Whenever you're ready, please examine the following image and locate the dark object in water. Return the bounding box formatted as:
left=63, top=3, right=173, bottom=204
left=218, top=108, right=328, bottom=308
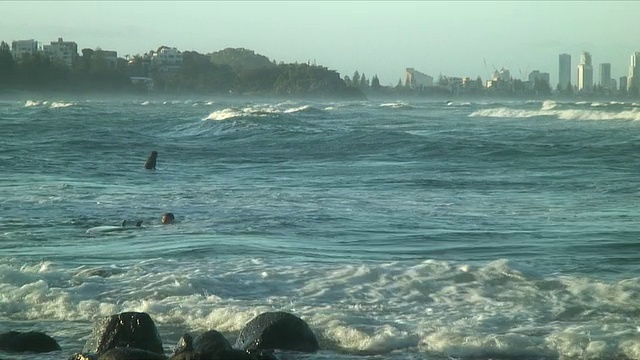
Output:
left=193, top=330, right=232, bottom=357
left=162, top=212, right=175, bottom=225
left=96, top=347, right=166, bottom=360
left=0, top=330, right=61, bottom=353
left=144, top=151, right=158, bottom=170
left=82, top=312, right=164, bottom=356
left=235, top=311, right=319, bottom=353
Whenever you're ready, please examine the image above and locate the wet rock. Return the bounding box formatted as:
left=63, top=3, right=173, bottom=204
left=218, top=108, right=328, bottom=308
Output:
left=245, top=349, right=278, bottom=360
left=169, top=333, right=197, bottom=360
left=68, top=353, right=97, bottom=360
left=82, top=312, right=164, bottom=356
left=97, top=347, right=166, bottom=360
left=212, top=349, right=256, bottom=359
left=193, top=330, right=232, bottom=357
left=0, top=330, right=61, bottom=353
left=235, top=311, right=318, bottom=353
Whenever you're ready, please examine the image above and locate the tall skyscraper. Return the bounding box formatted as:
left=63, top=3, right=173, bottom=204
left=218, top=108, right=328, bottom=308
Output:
left=628, top=52, right=640, bottom=93
left=577, top=51, right=593, bottom=92
left=558, top=53, right=571, bottom=90
left=620, top=76, right=628, bottom=92
left=599, top=63, right=611, bottom=89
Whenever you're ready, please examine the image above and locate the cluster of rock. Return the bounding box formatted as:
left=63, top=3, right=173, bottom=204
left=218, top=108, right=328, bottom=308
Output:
left=0, top=311, right=319, bottom=360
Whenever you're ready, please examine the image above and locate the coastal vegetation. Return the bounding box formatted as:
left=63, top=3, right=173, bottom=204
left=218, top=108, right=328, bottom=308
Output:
left=0, top=42, right=364, bottom=99
left=0, top=40, right=632, bottom=100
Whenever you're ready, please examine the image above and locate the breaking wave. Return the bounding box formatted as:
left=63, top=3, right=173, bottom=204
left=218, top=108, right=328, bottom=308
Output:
left=204, top=104, right=321, bottom=121
left=23, top=100, right=75, bottom=109
left=470, top=100, right=640, bottom=121
left=2, top=257, right=640, bottom=358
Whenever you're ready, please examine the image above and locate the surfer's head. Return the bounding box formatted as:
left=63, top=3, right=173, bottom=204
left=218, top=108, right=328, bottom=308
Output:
left=161, top=212, right=175, bottom=225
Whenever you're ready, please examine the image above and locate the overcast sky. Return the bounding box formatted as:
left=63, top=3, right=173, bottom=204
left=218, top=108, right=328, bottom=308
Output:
left=1, top=1, right=638, bottom=86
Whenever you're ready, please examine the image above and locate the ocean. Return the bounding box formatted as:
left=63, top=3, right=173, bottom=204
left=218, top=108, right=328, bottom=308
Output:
left=1, top=96, right=640, bottom=360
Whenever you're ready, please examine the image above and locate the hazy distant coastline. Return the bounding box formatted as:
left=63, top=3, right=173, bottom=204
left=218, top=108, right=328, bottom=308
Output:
left=1, top=43, right=638, bottom=102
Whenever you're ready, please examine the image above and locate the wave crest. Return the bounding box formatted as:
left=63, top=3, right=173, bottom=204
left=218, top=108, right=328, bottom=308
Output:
left=204, top=104, right=321, bottom=121
left=470, top=103, right=640, bottom=121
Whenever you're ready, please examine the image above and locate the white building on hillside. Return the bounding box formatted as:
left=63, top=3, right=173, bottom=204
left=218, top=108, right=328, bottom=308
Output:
left=152, top=47, right=183, bottom=72
left=43, top=38, right=78, bottom=67
left=11, top=39, right=40, bottom=60
left=404, top=68, right=433, bottom=89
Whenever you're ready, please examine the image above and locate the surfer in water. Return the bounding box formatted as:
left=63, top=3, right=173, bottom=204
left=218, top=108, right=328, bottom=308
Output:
left=161, top=212, right=175, bottom=225
left=144, top=150, right=158, bottom=170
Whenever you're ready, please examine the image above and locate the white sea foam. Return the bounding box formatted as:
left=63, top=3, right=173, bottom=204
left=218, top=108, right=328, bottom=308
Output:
left=470, top=104, right=640, bottom=121
left=23, top=100, right=74, bottom=108
left=50, top=102, right=74, bottom=109
left=203, top=104, right=316, bottom=121
left=1, top=257, right=640, bottom=358
left=283, top=104, right=315, bottom=113
left=379, top=102, right=413, bottom=110
left=541, top=100, right=557, bottom=110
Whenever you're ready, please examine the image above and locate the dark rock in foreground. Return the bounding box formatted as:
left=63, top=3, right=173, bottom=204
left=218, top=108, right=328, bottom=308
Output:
left=0, top=330, right=61, bottom=353
left=235, top=311, right=318, bottom=353
left=81, top=312, right=164, bottom=356
left=69, top=310, right=316, bottom=360
left=193, top=330, right=233, bottom=356
left=169, top=331, right=278, bottom=360
left=97, top=347, right=167, bottom=360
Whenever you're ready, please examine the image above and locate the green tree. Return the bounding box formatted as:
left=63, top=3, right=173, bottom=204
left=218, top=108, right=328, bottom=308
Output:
left=209, top=48, right=274, bottom=73
left=565, top=82, right=573, bottom=95
left=475, top=76, right=483, bottom=89
left=371, top=74, right=381, bottom=90
left=0, top=41, right=15, bottom=87
left=352, top=71, right=360, bottom=87
left=360, top=73, right=369, bottom=88
left=533, top=79, right=551, bottom=95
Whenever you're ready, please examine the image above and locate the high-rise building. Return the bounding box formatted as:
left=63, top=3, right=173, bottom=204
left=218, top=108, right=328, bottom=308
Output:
left=558, top=53, right=571, bottom=90
left=599, top=63, right=611, bottom=89
left=620, top=76, right=628, bottom=92
left=577, top=51, right=593, bottom=92
left=628, top=52, right=640, bottom=93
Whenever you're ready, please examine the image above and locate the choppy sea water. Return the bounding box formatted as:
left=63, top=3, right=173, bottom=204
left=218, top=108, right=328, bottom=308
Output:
left=2, top=96, right=640, bottom=360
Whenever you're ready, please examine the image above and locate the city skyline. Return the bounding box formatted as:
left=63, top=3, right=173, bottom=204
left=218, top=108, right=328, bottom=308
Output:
left=1, top=1, right=639, bottom=87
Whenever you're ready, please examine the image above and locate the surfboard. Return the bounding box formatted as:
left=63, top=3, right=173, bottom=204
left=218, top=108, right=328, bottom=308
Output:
left=86, top=225, right=129, bottom=234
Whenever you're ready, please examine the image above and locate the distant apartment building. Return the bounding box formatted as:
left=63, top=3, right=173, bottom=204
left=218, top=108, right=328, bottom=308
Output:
left=599, top=63, right=611, bottom=89
left=152, top=46, right=183, bottom=72
left=527, top=70, right=550, bottom=91
left=558, top=53, right=571, bottom=90
left=404, top=68, right=433, bottom=89
left=94, top=50, right=118, bottom=70
left=619, top=76, right=628, bottom=92
left=528, top=70, right=550, bottom=83
left=43, top=37, right=78, bottom=68
left=489, top=68, right=511, bottom=82
left=577, top=51, right=593, bottom=92
left=11, top=39, right=40, bottom=61
left=628, top=52, right=640, bottom=93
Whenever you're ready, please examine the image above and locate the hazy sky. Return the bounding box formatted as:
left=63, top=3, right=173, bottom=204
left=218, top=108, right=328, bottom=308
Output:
left=1, top=1, right=638, bottom=86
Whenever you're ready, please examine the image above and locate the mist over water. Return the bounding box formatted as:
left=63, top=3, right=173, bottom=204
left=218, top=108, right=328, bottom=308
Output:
left=2, top=96, right=640, bottom=360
